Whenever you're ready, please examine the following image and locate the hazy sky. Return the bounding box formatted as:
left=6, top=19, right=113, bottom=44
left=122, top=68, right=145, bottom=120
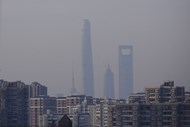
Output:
left=0, top=0, right=190, bottom=98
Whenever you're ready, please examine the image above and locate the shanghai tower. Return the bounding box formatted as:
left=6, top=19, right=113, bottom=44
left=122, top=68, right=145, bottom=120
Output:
left=82, top=19, right=94, bottom=96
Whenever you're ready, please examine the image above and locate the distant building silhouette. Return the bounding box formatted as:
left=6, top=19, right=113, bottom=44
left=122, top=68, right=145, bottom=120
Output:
left=104, top=64, right=115, bottom=99
left=30, top=82, right=47, bottom=97
left=0, top=80, right=29, bottom=127
left=119, top=45, right=133, bottom=99
left=70, top=66, right=78, bottom=95
left=82, top=19, right=94, bottom=96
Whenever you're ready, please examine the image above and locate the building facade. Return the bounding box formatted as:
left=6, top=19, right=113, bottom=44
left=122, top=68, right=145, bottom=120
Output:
left=0, top=80, right=29, bottom=127
left=29, top=96, right=56, bottom=127
left=57, top=95, right=93, bottom=115
left=145, top=81, right=185, bottom=103
left=128, top=92, right=146, bottom=103
left=30, top=82, right=47, bottom=98
left=113, top=102, right=190, bottom=127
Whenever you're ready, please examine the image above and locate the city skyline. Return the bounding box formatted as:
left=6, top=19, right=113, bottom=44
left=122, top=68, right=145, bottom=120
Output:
left=0, top=1, right=190, bottom=126
left=0, top=1, right=190, bottom=98
left=0, top=79, right=189, bottom=126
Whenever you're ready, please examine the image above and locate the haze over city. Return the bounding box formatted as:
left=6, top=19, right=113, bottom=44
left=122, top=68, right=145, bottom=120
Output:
left=0, top=0, right=190, bottom=98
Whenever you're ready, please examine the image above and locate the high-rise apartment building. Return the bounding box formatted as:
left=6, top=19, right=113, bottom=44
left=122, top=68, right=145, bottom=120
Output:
left=30, top=82, right=47, bottom=97
left=29, top=96, right=56, bottom=127
left=57, top=95, right=93, bottom=115
left=89, top=103, right=103, bottom=127
left=128, top=92, right=146, bottom=103
left=104, top=64, right=115, bottom=99
left=145, top=81, right=185, bottom=103
left=119, top=45, right=133, bottom=99
left=0, top=80, right=29, bottom=127
left=82, top=19, right=94, bottom=97
left=113, top=102, right=190, bottom=127
left=54, top=82, right=189, bottom=127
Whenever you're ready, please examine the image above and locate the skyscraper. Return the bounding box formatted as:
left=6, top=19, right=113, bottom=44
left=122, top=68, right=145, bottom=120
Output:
left=0, top=80, right=29, bottom=127
left=104, top=64, right=115, bottom=99
left=119, top=45, right=133, bottom=99
left=82, top=19, right=94, bottom=96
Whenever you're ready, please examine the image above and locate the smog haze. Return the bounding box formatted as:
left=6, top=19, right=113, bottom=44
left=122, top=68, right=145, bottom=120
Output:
left=0, top=0, right=190, bottom=98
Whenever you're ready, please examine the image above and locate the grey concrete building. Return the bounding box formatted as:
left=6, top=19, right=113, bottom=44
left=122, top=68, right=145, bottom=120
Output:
left=128, top=92, right=146, bottom=103
left=113, top=102, right=190, bottom=127
left=145, top=81, right=185, bottom=103
left=56, top=95, right=93, bottom=115
left=30, top=82, right=48, bottom=98
left=29, top=96, right=56, bottom=127
left=0, top=80, right=29, bottom=127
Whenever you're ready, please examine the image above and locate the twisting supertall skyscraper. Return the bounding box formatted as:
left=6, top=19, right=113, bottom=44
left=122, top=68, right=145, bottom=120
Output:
left=82, top=19, right=94, bottom=96
left=119, top=45, right=133, bottom=99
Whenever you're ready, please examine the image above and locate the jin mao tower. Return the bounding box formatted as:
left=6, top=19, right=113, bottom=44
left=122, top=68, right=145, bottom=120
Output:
left=104, top=64, right=115, bottom=99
